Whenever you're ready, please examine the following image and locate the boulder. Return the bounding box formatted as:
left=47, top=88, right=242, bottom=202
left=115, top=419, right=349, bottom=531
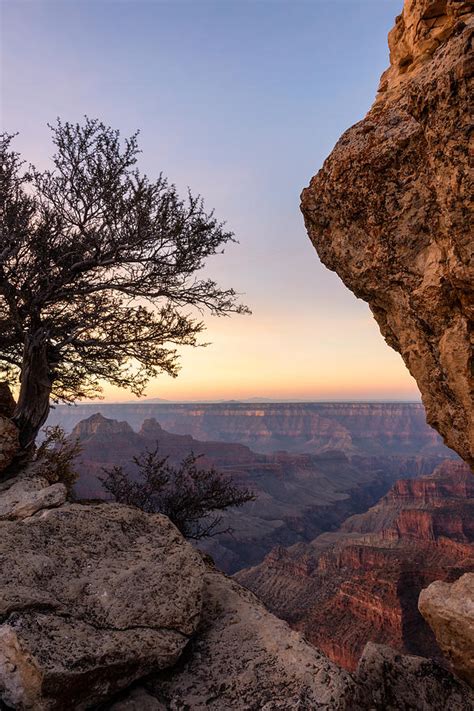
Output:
left=0, top=473, right=66, bottom=521
left=0, top=504, right=205, bottom=710
left=419, top=573, right=474, bottom=686
left=354, top=642, right=474, bottom=710
left=137, top=567, right=356, bottom=710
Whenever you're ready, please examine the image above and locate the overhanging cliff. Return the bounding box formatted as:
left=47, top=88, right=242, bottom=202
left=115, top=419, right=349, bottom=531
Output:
left=301, top=0, right=473, bottom=465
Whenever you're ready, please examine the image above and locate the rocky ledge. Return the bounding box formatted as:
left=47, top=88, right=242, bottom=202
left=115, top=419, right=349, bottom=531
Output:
left=0, top=473, right=473, bottom=710
left=0, top=473, right=358, bottom=710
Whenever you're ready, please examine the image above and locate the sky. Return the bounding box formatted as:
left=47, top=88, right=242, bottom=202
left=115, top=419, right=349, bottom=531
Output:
left=1, top=0, right=419, bottom=403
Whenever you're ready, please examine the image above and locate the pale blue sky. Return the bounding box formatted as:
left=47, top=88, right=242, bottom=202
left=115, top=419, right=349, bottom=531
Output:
left=1, top=0, right=417, bottom=401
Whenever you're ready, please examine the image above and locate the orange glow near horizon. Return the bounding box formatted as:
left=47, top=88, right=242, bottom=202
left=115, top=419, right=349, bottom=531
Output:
left=90, top=305, right=421, bottom=403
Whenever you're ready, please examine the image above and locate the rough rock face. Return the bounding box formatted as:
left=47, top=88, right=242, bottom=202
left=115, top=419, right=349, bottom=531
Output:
left=0, top=468, right=67, bottom=521
left=301, top=1, right=474, bottom=464
left=419, top=573, right=474, bottom=686
left=0, top=484, right=205, bottom=710
left=139, top=569, right=355, bottom=710
left=354, top=642, right=474, bottom=710
left=236, top=460, right=474, bottom=671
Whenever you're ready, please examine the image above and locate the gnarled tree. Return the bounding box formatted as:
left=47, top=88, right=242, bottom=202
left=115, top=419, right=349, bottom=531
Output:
left=0, top=119, right=248, bottom=453
left=102, top=447, right=256, bottom=540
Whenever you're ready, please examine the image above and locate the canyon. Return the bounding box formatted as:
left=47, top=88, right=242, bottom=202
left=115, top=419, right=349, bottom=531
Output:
left=236, top=459, right=474, bottom=671
left=0, top=0, right=473, bottom=708
left=70, top=412, right=451, bottom=573
left=49, top=401, right=451, bottom=455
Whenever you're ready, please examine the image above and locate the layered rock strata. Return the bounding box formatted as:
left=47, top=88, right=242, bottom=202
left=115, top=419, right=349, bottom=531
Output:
left=236, top=460, right=474, bottom=671
left=48, top=402, right=452, bottom=457
left=301, top=1, right=474, bottom=464
left=71, top=413, right=449, bottom=573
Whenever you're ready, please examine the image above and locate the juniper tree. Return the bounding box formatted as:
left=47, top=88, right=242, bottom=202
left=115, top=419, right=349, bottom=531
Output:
left=0, top=119, right=248, bottom=452
left=102, top=447, right=256, bottom=539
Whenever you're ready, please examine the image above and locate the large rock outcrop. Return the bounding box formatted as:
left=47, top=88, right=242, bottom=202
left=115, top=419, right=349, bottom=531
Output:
left=301, top=1, right=474, bottom=464
left=419, top=573, right=474, bottom=686
left=0, top=481, right=205, bottom=710
left=0, top=475, right=356, bottom=710
left=143, top=568, right=355, bottom=710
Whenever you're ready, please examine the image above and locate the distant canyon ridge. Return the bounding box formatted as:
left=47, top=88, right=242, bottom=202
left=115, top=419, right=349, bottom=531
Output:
left=61, top=402, right=456, bottom=574
left=49, top=401, right=451, bottom=456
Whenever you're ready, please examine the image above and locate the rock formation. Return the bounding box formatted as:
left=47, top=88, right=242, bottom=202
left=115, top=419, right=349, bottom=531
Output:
left=236, top=460, right=474, bottom=671
left=0, top=473, right=356, bottom=710
left=71, top=413, right=449, bottom=573
left=48, top=402, right=452, bottom=457
left=419, top=573, right=474, bottom=687
left=298, top=0, right=474, bottom=692
left=301, top=1, right=474, bottom=464
left=0, top=473, right=205, bottom=710
left=353, top=642, right=474, bottom=711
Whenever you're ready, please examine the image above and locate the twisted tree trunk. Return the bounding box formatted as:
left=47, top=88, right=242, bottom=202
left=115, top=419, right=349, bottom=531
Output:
left=13, top=330, right=53, bottom=451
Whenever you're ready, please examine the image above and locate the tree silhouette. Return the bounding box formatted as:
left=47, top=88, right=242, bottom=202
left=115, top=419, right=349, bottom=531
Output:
left=0, top=119, right=248, bottom=452
left=102, top=446, right=256, bottom=540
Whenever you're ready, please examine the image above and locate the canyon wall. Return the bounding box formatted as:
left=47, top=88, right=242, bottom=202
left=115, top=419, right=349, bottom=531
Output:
left=71, top=413, right=447, bottom=573
left=301, top=1, right=473, bottom=464
left=49, top=401, right=453, bottom=457
left=236, top=460, right=474, bottom=671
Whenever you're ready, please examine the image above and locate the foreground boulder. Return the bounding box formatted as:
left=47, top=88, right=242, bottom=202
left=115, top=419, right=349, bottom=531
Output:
left=419, top=573, right=474, bottom=687
left=0, top=471, right=66, bottom=521
left=0, top=501, right=205, bottom=710
left=143, top=568, right=355, bottom=709
left=108, top=584, right=474, bottom=711
left=301, top=1, right=474, bottom=465
left=354, top=642, right=474, bottom=710
left=0, top=476, right=356, bottom=710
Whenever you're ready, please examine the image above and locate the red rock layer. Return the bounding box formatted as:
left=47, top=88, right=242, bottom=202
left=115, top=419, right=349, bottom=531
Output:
left=236, top=460, right=474, bottom=671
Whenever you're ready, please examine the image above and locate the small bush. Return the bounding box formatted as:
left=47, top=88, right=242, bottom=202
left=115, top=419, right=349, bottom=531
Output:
left=102, top=446, right=256, bottom=539
left=36, top=426, right=81, bottom=496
